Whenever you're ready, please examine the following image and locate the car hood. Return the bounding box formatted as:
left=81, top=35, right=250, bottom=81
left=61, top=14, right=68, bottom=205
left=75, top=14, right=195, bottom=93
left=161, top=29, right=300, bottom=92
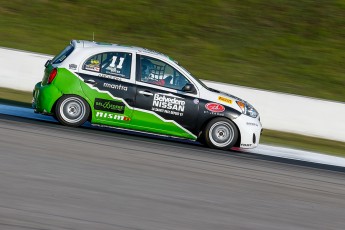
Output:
left=206, top=87, right=247, bottom=103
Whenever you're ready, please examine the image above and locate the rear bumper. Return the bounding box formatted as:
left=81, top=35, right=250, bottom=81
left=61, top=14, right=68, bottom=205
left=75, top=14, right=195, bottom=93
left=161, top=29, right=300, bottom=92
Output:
left=32, top=81, right=62, bottom=114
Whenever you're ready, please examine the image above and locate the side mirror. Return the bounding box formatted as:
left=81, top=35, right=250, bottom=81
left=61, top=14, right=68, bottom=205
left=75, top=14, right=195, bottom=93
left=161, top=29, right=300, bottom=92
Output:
left=182, top=83, right=196, bottom=93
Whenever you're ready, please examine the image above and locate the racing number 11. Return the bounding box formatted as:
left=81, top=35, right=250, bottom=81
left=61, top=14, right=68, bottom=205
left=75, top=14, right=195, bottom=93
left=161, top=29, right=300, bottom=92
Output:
left=109, top=56, right=125, bottom=69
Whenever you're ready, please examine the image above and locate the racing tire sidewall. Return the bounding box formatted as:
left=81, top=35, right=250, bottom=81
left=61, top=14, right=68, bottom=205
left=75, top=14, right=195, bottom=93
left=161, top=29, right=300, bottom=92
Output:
left=55, top=95, right=90, bottom=127
left=204, top=117, right=238, bottom=150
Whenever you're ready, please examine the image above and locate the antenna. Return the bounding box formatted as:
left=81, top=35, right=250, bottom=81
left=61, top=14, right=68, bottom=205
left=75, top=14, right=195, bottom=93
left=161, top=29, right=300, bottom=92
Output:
left=93, top=32, right=95, bottom=42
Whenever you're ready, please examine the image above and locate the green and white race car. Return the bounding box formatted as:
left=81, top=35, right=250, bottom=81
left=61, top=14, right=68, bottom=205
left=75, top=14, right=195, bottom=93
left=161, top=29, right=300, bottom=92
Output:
left=33, top=40, right=262, bottom=150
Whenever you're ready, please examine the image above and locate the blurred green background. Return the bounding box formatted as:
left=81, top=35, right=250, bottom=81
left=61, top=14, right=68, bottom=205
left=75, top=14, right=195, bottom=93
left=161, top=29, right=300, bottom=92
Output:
left=0, top=0, right=344, bottom=101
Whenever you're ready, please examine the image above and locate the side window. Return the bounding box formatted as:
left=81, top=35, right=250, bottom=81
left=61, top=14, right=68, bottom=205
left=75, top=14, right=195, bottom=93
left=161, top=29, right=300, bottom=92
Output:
left=83, top=52, right=132, bottom=79
left=101, top=52, right=132, bottom=79
left=140, top=56, right=189, bottom=91
left=83, top=54, right=102, bottom=73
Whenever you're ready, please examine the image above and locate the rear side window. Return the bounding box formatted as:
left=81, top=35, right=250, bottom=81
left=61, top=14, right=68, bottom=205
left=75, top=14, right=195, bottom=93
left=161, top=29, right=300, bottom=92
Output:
left=83, top=52, right=132, bottom=79
left=51, top=45, right=75, bottom=64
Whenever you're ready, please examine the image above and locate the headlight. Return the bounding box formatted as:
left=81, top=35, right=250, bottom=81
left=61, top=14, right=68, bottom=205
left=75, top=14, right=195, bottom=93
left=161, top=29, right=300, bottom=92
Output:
left=236, top=101, right=258, bottom=118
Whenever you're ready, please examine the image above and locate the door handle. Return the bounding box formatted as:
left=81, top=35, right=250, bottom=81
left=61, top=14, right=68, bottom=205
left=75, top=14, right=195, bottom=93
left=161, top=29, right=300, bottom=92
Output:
left=84, top=79, right=96, bottom=85
left=139, top=90, right=153, bottom=96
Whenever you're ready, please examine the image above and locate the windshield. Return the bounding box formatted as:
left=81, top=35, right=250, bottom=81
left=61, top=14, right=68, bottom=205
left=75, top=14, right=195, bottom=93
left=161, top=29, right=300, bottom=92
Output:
left=178, top=64, right=211, bottom=90
left=178, top=64, right=218, bottom=92
left=193, top=75, right=215, bottom=91
left=51, top=44, right=74, bottom=64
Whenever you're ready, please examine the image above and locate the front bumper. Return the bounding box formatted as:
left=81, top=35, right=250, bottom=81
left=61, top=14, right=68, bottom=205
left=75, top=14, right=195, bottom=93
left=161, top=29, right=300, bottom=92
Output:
left=232, top=114, right=262, bottom=149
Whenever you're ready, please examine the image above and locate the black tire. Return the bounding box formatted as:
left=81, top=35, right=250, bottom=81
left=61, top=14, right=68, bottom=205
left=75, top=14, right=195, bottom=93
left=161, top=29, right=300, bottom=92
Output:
left=55, top=95, right=90, bottom=127
left=204, top=117, right=238, bottom=150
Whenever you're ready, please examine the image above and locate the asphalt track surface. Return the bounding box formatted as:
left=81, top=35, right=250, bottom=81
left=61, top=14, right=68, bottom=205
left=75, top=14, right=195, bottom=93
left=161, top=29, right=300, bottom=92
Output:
left=1, top=114, right=345, bottom=230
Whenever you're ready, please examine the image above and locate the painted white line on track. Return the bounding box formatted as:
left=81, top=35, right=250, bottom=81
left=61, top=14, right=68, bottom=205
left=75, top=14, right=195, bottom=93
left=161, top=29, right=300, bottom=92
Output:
left=249, top=144, right=345, bottom=168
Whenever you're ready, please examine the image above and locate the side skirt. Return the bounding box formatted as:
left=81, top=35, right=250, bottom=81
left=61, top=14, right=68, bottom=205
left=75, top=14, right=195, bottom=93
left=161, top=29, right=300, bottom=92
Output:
left=91, top=123, right=197, bottom=141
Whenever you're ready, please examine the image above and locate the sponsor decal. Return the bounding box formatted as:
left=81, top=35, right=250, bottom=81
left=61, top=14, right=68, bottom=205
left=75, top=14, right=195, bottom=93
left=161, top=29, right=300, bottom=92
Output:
left=193, top=98, right=199, bottom=105
left=98, top=73, right=122, bottom=81
left=91, top=59, right=100, bottom=65
left=218, top=96, right=232, bottom=104
left=152, top=93, right=185, bottom=116
left=85, top=65, right=100, bottom=72
left=69, top=64, right=77, bottom=70
left=103, top=82, right=128, bottom=91
left=95, top=111, right=130, bottom=121
left=94, top=98, right=125, bottom=114
left=205, top=103, right=225, bottom=113
left=241, top=144, right=252, bottom=147
left=246, top=122, right=259, bottom=127
left=105, top=67, right=123, bottom=75
left=85, top=59, right=100, bottom=72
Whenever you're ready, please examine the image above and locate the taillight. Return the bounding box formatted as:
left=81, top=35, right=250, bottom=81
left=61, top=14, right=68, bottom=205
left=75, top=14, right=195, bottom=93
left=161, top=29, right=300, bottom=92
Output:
left=48, top=68, right=58, bottom=84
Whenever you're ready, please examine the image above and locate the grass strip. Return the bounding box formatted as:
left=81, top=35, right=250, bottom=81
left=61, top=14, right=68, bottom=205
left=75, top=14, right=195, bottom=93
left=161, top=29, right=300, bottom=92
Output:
left=0, top=87, right=32, bottom=107
left=261, top=130, right=345, bottom=157
left=1, top=87, right=344, bottom=157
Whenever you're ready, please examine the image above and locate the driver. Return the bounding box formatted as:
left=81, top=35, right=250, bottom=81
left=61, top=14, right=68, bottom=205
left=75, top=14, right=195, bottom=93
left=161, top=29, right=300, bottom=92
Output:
left=141, top=58, right=154, bottom=82
left=141, top=58, right=165, bottom=86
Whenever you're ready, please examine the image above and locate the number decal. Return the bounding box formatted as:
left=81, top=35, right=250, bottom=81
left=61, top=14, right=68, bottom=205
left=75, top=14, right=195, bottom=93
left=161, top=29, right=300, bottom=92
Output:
left=117, top=57, right=124, bottom=69
left=109, top=56, right=118, bottom=68
left=109, top=56, right=124, bottom=69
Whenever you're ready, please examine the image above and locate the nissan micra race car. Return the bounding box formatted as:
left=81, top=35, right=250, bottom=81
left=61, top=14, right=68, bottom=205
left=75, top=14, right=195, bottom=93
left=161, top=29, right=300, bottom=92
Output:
left=33, top=40, right=262, bottom=150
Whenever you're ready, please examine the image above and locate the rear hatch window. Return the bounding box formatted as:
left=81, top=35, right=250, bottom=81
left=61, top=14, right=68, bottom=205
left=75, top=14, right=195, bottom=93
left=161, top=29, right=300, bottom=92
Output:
left=42, top=44, right=75, bottom=85
left=51, top=44, right=75, bottom=65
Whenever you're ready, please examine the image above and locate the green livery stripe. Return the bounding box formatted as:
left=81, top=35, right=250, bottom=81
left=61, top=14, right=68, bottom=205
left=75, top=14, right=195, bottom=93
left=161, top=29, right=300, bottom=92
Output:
left=57, top=68, right=197, bottom=140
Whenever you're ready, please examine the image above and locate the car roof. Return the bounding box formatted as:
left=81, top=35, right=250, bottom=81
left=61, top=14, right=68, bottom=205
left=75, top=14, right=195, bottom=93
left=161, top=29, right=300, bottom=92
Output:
left=71, top=40, right=175, bottom=63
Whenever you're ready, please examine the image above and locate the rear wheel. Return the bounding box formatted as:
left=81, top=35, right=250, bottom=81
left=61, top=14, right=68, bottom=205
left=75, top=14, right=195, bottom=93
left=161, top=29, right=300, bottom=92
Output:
left=55, top=95, right=90, bottom=127
left=204, top=117, right=238, bottom=150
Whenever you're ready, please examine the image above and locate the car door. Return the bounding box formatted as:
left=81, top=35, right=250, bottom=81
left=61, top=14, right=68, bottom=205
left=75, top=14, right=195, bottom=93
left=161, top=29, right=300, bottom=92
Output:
left=131, top=55, right=200, bottom=136
left=77, top=51, right=136, bottom=126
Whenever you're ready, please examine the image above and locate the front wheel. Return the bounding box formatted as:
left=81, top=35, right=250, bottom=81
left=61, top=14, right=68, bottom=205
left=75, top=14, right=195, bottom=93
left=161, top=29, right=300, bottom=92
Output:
left=55, top=95, right=90, bottom=127
left=204, top=118, right=238, bottom=150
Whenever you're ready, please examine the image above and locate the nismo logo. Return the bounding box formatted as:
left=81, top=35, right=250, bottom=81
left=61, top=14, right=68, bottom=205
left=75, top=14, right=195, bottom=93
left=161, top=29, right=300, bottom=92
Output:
left=94, top=98, right=125, bottom=114
left=95, top=112, right=131, bottom=121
